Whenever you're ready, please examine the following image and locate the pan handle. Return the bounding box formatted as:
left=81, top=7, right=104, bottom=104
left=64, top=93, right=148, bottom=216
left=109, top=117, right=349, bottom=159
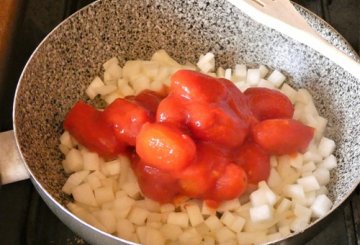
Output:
left=0, top=130, right=30, bottom=185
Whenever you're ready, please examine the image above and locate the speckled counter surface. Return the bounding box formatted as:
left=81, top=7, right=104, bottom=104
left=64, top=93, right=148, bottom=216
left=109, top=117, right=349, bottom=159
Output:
left=0, top=0, right=356, bottom=244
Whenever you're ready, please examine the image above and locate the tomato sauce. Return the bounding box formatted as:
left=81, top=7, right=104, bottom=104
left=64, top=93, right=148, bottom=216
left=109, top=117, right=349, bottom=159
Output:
left=64, top=70, right=314, bottom=204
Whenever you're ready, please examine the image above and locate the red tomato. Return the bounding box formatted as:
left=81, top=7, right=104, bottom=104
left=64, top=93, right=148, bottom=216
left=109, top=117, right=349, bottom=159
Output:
left=102, top=98, right=151, bottom=146
left=156, top=95, right=188, bottom=128
left=136, top=123, right=196, bottom=171
left=235, top=141, right=270, bottom=184
left=252, top=119, right=314, bottom=155
left=127, top=90, right=165, bottom=116
left=206, top=163, right=248, bottom=201
left=244, top=87, right=294, bottom=121
left=186, top=102, right=249, bottom=148
left=170, top=70, right=227, bottom=102
left=177, top=143, right=226, bottom=198
left=64, top=101, right=125, bottom=158
left=220, top=78, right=256, bottom=125
left=132, top=160, right=180, bottom=203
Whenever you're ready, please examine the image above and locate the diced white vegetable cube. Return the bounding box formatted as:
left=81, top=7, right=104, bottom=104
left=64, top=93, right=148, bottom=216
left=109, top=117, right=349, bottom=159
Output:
left=217, top=67, right=225, bottom=78
left=119, top=83, right=134, bottom=97
left=311, top=194, right=332, bottom=218
left=246, top=68, right=261, bottom=85
left=85, top=172, right=102, bottom=190
left=237, top=231, right=267, bottom=244
left=179, top=228, right=202, bottom=245
left=122, top=60, right=142, bottom=81
left=104, top=159, right=121, bottom=176
left=275, top=198, right=291, bottom=215
left=250, top=204, right=273, bottom=222
left=215, top=227, right=236, bottom=243
left=221, top=211, right=235, bottom=228
left=144, top=227, right=165, bottom=245
left=86, top=76, right=105, bottom=99
left=234, top=64, right=247, bottom=81
left=131, top=75, right=151, bottom=94
left=117, top=218, right=135, bottom=241
left=280, top=84, right=297, bottom=105
left=62, top=170, right=90, bottom=195
left=283, top=184, right=305, bottom=200
left=95, top=84, right=117, bottom=96
left=103, top=57, right=119, bottom=70
left=82, top=150, right=100, bottom=171
left=202, top=202, right=216, bottom=216
left=60, top=131, right=73, bottom=148
left=224, top=68, right=232, bottom=80
left=151, top=49, right=181, bottom=67
left=72, top=183, right=98, bottom=207
left=297, top=175, right=320, bottom=192
left=313, top=168, right=330, bottom=185
left=136, top=226, right=148, bottom=244
left=63, top=148, right=83, bottom=174
left=258, top=181, right=278, bottom=205
left=160, top=224, right=183, bottom=241
left=258, top=78, right=275, bottom=89
left=293, top=203, right=312, bottom=221
left=104, top=63, right=122, bottom=82
left=267, top=70, right=286, bottom=87
left=113, top=196, right=135, bottom=219
left=267, top=168, right=282, bottom=191
left=128, top=207, right=149, bottom=225
left=289, top=154, right=303, bottom=169
left=167, top=212, right=189, bottom=228
left=94, top=186, right=115, bottom=205
left=301, top=161, right=316, bottom=173
left=204, top=236, right=216, bottom=245
left=258, top=65, right=269, bottom=78
left=290, top=217, right=310, bottom=232
left=250, top=189, right=268, bottom=206
left=185, top=203, right=204, bottom=227
left=296, top=88, right=313, bottom=104
left=160, top=203, right=175, bottom=213
left=314, top=116, right=328, bottom=141
left=318, top=137, right=336, bottom=157
left=305, top=191, right=316, bottom=206
left=197, top=53, right=215, bottom=73
left=98, top=209, right=117, bottom=234
left=279, top=225, right=291, bottom=236
left=142, top=61, right=159, bottom=80
left=122, top=182, right=141, bottom=198
left=320, top=154, right=337, bottom=170
left=205, top=216, right=223, bottom=231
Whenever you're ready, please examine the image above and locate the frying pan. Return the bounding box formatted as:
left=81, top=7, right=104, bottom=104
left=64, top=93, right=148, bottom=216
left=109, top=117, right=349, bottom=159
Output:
left=3, top=0, right=360, bottom=244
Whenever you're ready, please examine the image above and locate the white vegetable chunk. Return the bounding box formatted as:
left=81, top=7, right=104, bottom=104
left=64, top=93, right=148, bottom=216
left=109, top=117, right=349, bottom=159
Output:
left=128, top=207, right=149, bottom=225
left=104, top=159, right=121, bottom=176
left=320, top=154, right=337, bottom=170
left=197, top=52, right=215, bottom=73
left=167, top=212, right=189, bottom=228
left=94, top=186, right=115, bottom=205
left=151, top=49, right=181, bottom=67
left=313, top=168, right=330, bottom=185
left=185, top=203, right=204, bottom=227
left=117, top=218, right=135, bottom=241
left=144, top=227, right=165, bottom=245
left=72, top=183, right=98, bottom=207
left=297, top=175, right=320, bottom=192
left=267, top=70, right=286, bottom=87
left=224, top=68, right=232, bottom=80
left=62, top=170, right=90, bottom=195
left=205, top=216, right=223, bottom=231
left=86, top=76, right=105, bottom=99
left=318, top=137, right=336, bottom=157
left=311, top=194, right=332, bottom=218
left=249, top=204, right=273, bottom=222
left=104, top=63, right=122, bottom=82
left=98, top=209, right=117, bottom=234
left=258, top=65, right=269, bottom=78
left=283, top=184, right=305, bottom=200
left=179, top=228, right=202, bottom=245
left=103, top=57, right=119, bottom=70
left=246, top=68, right=261, bottom=85
left=160, top=224, right=183, bottom=241
left=63, top=148, right=83, bottom=174
left=280, top=83, right=297, bottom=104
left=217, top=199, right=241, bottom=213
left=60, top=131, right=73, bottom=148
left=234, top=64, right=247, bottom=81
left=82, top=150, right=100, bottom=171
left=215, top=227, right=236, bottom=243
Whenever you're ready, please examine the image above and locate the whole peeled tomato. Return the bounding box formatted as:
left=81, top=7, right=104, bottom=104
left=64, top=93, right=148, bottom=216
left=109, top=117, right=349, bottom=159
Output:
left=244, top=87, right=294, bottom=121
left=136, top=123, right=196, bottom=172
left=252, top=119, right=314, bottom=155
left=235, top=141, right=270, bottom=184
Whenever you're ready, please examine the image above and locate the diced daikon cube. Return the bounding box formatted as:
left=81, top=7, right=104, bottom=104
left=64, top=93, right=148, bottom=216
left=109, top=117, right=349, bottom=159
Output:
left=117, top=218, right=135, bottom=241
left=113, top=195, right=135, bottom=219
left=151, top=49, right=181, bottom=67
left=136, top=226, right=147, bottom=244
left=59, top=144, right=70, bottom=154
left=82, top=150, right=100, bottom=171
left=224, top=68, right=232, bottom=80
left=122, top=60, right=142, bottom=81
left=196, top=53, right=215, bottom=73
left=67, top=203, right=107, bottom=232
left=267, top=168, right=282, bottom=193
left=204, top=236, right=216, bottom=245
left=301, top=161, right=316, bottom=173
left=234, top=64, right=247, bottom=81
left=249, top=204, right=273, bottom=222
left=103, top=57, right=119, bottom=70
left=98, top=209, right=117, bottom=234
left=293, top=203, right=312, bottom=221
left=215, top=227, right=236, bottom=243
left=295, top=88, right=313, bottom=104
left=217, top=67, right=225, bottom=78
left=320, top=154, right=337, bottom=170
left=311, top=194, right=332, bottom=218
left=185, top=203, right=204, bottom=227
left=283, top=184, right=305, bottom=200
left=62, top=170, right=90, bottom=194
left=104, top=63, right=122, bottom=82
left=144, top=227, right=165, bottom=245
left=128, top=207, right=149, bottom=225
left=316, top=186, right=329, bottom=195
left=290, top=216, right=309, bottom=232
left=258, top=65, right=269, bottom=78
left=63, top=148, right=83, bottom=174
left=72, top=183, right=98, bottom=207
left=313, top=168, right=330, bottom=185
left=142, top=61, right=159, bottom=80
left=85, top=172, right=101, bottom=190
left=95, top=84, right=117, bottom=96
left=60, top=131, right=73, bottom=148
left=217, top=199, right=241, bottom=213
left=246, top=68, right=261, bottom=85
left=279, top=225, right=291, bottom=236
left=267, top=70, right=286, bottom=87
left=303, top=150, right=323, bottom=163
left=119, top=83, right=134, bottom=97
left=160, top=224, right=183, bottom=241
left=202, top=202, right=216, bottom=216
left=280, top=83, right=297, bottom=104
left=289, top=154, right=303, bottom=169
left=318, top=137, right=336, bottom=157
left=179, top=228, right=202, bottom=245
left=104, top=159, right=121, bottom=176
left=266, top=232, right=282, bottom=243
left=220, top=211, right=235, bottom=228
left=86, top=76, right=105, bottom=99
left=314, top=116, right=328, bottom=141
left=297, top=175, right=320, bottom=192
left=258, top=78, right=275, bottom=89
left=275, top=198, right=292, bottom=215
left=94, top=186, right=115, bottom=205
left=205, top=216, right=223, bottom=231
left=131, top=75, right=151, bottom=94
left=122, top=182, right=141, bottom=198
left=250, top=189, right=268, bottom=206
left=167, top=212, right=189, bottom=228
left=305, top=191, right=316, bottom=206
left=258, top=181, right=278, bottom=205
left=150, top=79, right=164, bottom=91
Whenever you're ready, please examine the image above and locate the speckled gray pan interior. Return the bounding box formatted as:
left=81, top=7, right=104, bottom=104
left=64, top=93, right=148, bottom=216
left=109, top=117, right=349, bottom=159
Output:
left=14, top=0, right=360, bottom=244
